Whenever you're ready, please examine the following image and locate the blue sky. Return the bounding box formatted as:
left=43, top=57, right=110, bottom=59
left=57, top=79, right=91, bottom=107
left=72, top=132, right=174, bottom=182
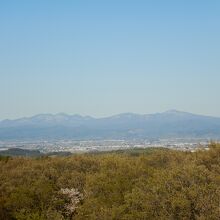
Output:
left=0, top=0, right=220, bottom=119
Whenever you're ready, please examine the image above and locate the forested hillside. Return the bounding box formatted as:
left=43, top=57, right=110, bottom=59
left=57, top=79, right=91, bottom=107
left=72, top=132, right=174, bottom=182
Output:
left=0, top=143, right=220, bottom=220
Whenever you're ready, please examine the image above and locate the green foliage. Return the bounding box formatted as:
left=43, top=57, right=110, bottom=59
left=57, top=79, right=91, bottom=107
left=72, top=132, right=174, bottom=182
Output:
left=0, top=144, right=220, bottom=219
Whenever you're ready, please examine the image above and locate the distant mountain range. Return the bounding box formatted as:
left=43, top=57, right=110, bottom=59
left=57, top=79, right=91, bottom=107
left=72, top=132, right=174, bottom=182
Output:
left=0, top=110, right=220, bottom=140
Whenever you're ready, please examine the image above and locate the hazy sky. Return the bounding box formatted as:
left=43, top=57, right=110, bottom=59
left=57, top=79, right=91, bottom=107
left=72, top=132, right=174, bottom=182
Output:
left=0, top=0, right=220, bottom=120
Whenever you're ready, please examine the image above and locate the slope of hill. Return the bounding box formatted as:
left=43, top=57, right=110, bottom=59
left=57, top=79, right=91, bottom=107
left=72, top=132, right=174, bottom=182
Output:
left=0, top=148, right=72, bottom=157
left=0, top=110, right=220, bottom=140
left=0, top=143, right=220, bottom=219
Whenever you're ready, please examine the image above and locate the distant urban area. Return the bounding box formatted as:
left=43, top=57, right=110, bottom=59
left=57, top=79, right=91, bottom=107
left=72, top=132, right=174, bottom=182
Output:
left=1, top=110, right=220, bottom=156
left=0, top=138, right=213, bottom=155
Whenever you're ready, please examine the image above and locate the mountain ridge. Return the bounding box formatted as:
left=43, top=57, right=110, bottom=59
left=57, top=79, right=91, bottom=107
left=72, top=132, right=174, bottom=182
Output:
left=1, top=109, right=219, bottom=123
left=0, top=110, right=220, bottom=140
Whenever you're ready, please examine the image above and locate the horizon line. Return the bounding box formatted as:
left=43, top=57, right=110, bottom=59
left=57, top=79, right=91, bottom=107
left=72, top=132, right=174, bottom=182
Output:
left=1, top=109, right=219, bottom=122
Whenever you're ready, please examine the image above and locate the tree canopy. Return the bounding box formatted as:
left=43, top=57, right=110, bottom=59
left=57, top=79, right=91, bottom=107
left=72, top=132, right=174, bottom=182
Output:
left=0, top=144, right=220, bottom=219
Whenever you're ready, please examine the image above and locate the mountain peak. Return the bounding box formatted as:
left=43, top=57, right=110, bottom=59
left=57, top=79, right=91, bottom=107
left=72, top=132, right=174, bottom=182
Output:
left=163, top=109, right=189, bottom=115
left=56, top=113, right=69, bottom=117
left=165, top=109, right=180, bottom=113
